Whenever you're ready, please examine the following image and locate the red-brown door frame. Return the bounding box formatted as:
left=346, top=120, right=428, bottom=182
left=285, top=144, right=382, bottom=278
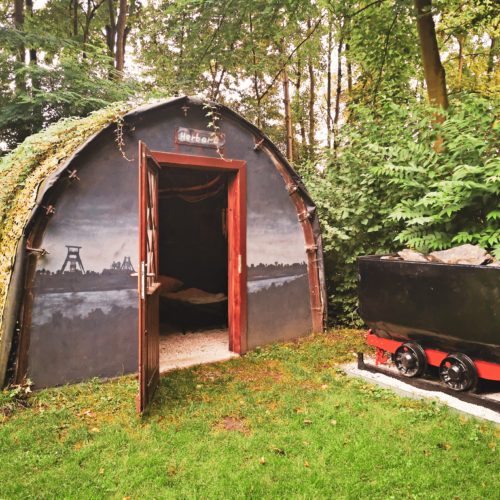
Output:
left=151, top=150, right=247, bottom=354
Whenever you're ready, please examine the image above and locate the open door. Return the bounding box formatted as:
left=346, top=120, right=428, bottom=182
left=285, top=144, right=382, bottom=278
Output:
left=137, top=141, right=162, bottom=413
left=149, top=151, right=247, bottom=355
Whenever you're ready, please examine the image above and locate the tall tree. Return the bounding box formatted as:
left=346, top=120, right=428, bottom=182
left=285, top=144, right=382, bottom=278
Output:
left=486, top=31, right=497, bottom=80
left=1, top=0, right=497, bottom=155
left=326, top=20, right=333, bottom=149
left=333, top=34, right=343, bottom=150
left=307, top=19, right=316, bottom=157
left=282, top=67, right=293, bottom=160
left=25, top=0, right=36, bottom=65
left=13, top=0, right=25, bottom=93
left=414, top=0, right=449, bottom=110
left=115, top=0, right=128, bottom=78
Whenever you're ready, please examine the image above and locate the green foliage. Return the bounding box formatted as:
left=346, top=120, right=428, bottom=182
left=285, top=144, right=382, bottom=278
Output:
left=382, top=95, right=500, bottom=257
left=0, top=29, right=138, bottom=148
left=345, top=0, right=421, bottom=104
left=300, top=97, right=431, bottom=325
left=0, top=0, right=498, bottom=328
left=437, top=0, right=500, bottom=97
left=300, top=93, right=499, bottom=325
left=133, top=0, right=323, bottom=152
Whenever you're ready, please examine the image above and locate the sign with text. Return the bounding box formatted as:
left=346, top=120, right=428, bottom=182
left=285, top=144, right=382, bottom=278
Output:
left=175, top=127, right=225, bottom=149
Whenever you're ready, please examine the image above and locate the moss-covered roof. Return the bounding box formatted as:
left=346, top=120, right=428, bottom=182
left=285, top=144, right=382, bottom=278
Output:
left=0, top=99, right=151, bottom=337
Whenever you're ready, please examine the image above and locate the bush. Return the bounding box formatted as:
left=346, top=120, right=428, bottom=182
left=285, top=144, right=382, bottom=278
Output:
left=386, top=95, right=499, bottom=255
left=300, top=93, right=499, bottom=326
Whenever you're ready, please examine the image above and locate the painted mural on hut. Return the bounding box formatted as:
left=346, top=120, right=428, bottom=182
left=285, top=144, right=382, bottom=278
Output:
left=245, top=207, right=311, bottom=348
left=27, top=137, right=138, bottom=388
left=23, top=99, right=316, bottom=388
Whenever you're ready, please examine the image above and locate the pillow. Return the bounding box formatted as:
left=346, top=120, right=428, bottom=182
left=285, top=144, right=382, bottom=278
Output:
left=158, top=275, right=183, bottom=293
left=162, top=287, right=227, bottom=304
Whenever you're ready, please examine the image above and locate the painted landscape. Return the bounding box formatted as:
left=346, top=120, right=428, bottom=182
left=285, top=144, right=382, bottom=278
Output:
left=247, top=262, right=308, bottom=293
left=28, top=245, right=138, bottom=388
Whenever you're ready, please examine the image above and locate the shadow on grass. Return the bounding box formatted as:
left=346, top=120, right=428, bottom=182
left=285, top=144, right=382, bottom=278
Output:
left=144, top=369, right=202, bottom=418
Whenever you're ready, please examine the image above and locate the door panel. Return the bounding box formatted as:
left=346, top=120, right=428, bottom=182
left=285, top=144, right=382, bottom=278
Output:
left=137, top=141, right=161, bottom=413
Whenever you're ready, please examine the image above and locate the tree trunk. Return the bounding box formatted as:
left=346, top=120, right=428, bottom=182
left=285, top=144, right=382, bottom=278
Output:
left=209, top=59, right=226, bottom=101
left=307, top=60, right=315, bottom=156
left=105, top=0, right=117, bottom=75
left=333, top=36, right=343, bottom=151
left=25, top=0, right=38, bottom=99
left=326, top=22, right=333, bottom=149
left=215, top=68, right=226, bottom=100
left=14, top=0, right=24, bottom=34
left=457, top=35, right=464, bottom=87
left=249, top=14, right=262, bottom=129
left=414, top=0, right=449, bottom=110
left=83, top=0, right=92, bottom=45
left=293, top=57, right=307, bottom=155
left=487, top=36, right=496, bottom=79
left=307, top=19, right=316, bottom=158
left=283, top=67, right=293, bottom=161
left=71, top=0, right=78, bottom=36
left=14, top=0, right=26, bottom=94
left=114, top=0, right=128, bottom=78
left=25, top=0, right=40, bottom=134
left=346, top=42, right=353, bottom=94
left=25, top=0, right=37, bottom=65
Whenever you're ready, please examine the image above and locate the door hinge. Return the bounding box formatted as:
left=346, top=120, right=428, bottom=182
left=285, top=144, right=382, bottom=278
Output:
left=238, top=254, right=242, bottom=274
left=298, top=211, right=311, bottom=222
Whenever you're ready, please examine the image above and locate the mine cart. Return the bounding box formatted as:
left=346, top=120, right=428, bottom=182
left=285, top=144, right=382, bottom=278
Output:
left=358, top=256, right=500, bottom=391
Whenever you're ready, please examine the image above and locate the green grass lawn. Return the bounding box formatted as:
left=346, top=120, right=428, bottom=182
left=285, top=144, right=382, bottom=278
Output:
left=1, top=329, right=499, bottom=499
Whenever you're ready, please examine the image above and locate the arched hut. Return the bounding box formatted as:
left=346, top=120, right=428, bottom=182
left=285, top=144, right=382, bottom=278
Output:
left=0, top=97, right=326, bottom=409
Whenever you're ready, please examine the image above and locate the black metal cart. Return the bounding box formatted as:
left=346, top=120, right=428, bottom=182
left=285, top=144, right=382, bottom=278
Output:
left=358, top=256, right=500, bottom=391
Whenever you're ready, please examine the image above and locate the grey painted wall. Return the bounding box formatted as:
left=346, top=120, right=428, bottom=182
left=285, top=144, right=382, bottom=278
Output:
left=26, top=101, right=312, bottom=388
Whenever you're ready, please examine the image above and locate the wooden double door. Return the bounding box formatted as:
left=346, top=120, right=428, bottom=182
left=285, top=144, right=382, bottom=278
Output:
left=137, top=142, right=247, bottom=413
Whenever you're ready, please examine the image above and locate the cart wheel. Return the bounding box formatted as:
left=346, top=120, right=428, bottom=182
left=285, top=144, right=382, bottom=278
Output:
left=394, top=342, right=427, bottom=377
left=439, top=353, right=478, bottom=392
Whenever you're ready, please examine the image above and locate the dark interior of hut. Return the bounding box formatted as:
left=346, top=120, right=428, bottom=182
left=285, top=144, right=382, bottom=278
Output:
left=157, top=166, right=232, bottom=369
